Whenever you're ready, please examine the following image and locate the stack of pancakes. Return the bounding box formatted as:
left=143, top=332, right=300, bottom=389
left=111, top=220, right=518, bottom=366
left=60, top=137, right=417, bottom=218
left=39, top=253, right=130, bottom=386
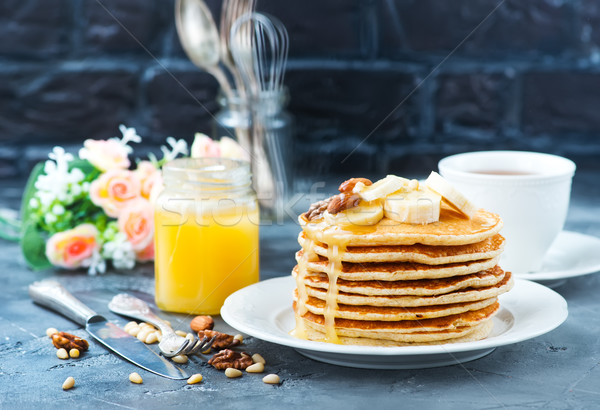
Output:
left=292, top=205, right=513, bottom=346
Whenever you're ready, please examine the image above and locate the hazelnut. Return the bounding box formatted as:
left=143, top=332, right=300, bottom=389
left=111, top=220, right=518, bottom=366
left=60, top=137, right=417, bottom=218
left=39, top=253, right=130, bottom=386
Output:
left=190, top=316, right=214, bottom=332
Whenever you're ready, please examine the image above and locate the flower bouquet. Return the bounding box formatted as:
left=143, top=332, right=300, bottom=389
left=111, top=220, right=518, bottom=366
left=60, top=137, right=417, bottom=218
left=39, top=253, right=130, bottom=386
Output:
left=17, top=126, right=246, bottom=274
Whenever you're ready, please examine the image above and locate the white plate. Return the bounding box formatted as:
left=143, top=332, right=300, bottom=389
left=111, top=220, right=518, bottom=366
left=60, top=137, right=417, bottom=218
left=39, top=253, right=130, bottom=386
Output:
left=221, top=276, right=568, bottom=369
left=513, top=231, right=600, bottom=281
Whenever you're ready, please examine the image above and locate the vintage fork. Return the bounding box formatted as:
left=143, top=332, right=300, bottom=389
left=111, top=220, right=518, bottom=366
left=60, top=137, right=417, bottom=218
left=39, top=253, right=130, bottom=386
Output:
left=108, top=293, right=215, bottom=358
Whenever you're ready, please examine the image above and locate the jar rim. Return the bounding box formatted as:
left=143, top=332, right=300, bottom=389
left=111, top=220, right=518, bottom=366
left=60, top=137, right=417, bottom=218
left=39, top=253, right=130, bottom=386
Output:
left=162, top=157, right=252, bottom=190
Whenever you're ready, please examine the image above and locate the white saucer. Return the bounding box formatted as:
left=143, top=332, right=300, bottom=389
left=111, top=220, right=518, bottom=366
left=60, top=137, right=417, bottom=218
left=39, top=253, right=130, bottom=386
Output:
left=513, top=231, right=600, bottom=281
left=221, top=276, right=568, bottom=369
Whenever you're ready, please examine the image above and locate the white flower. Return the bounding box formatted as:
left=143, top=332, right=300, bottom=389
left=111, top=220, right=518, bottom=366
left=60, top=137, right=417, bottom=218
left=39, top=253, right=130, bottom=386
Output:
left=44, top=213, right=57, bottom=225
left=52, top=204, right=65, bottom=215
left=118, top=124, right=142, bottom=153
left=102, top=233, right=136, bottom=270
left=161, top=137, right=188, bottom=162
left=29, top=198, right=39, bottom=209
left=87, top=250, right=106, bottom=275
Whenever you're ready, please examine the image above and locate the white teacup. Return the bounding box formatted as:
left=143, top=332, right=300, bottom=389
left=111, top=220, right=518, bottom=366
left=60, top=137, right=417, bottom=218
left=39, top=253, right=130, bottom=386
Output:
left=438, top=151, right=576, bottom=273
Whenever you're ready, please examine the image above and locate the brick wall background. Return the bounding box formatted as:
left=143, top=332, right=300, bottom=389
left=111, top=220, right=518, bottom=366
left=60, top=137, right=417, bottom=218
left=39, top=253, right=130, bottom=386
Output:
left=1, top=0, right=600, bottom=182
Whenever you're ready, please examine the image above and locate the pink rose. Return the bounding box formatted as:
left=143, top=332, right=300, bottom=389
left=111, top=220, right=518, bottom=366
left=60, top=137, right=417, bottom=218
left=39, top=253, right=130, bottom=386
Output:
left=79, top=139, right=130, bottom=171
left=134, top=161, right=161, bottom=200
left=191, top=133, right=221, bottom=158
left=218, top=136, right=249, bottom=160
left=90, top=169, right=141, bottom=218
left=118, top=198, right=154, bottom=261
left=45, top=224, right=100, bottom=269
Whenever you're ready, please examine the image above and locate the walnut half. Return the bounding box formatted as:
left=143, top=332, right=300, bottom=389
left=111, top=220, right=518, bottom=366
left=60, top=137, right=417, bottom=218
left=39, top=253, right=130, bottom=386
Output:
left=208, top=349, right=253, bottom=370
left=51, top=332, right=89, bottom=352
left=198, top=329, right=240, bottom=350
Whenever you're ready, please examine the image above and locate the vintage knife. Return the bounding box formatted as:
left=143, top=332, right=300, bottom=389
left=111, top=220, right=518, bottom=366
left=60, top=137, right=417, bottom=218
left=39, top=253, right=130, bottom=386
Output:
left=29, top=280, right=189, bottom=380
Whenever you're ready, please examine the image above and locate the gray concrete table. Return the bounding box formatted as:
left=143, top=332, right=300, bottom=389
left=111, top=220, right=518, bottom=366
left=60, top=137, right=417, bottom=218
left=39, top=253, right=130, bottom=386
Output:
left=1, top=172, right=599, bottom=409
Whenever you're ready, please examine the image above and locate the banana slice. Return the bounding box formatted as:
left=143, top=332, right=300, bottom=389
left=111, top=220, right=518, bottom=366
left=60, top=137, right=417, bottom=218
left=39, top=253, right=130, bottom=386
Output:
left=425, top=171, right=477, bottom=218
left=356, top=175, right=409, bottom=202
left=384, top=187, right=441, bottom=224
left=324, top=200, right=384, bottom=227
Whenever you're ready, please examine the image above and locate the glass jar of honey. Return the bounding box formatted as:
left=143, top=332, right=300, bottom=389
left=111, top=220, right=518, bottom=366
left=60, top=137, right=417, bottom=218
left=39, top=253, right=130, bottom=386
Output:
left=154, top=158, right=259, bottom=315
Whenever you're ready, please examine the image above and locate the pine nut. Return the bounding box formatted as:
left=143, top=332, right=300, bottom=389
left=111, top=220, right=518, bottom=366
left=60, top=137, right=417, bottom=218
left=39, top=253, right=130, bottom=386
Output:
left=129, top=372, right=143, bottom=384
left=56, top=348, right=68, bottom=360
left=262, top=374, right=280, bottom=384
left=124, top=321, right=138, bottom=331
left=62, top=376, right=75, bottom=390
left=46, top=327, right=58, bottom=338
left=252, top=353, right=266, bottom=365
left=201, top=348, right=212, bottom=354
left=172, top=354, right=188, bottom=364
left=140, top=322, right=155, bottom=330
left=136, top=328, right=152, bottom=342
left=145, top=332, right=158, bottom=344
left=163, top=320, right=171, bottom=327
left=225, top=368, right=242, bottom=378
left=127, top=325, right=141, bottom=337
left=69, top=348, right=80, bottom=358
left=175, top=330, right=187, bottom=337
left=187, top=374, right=203, bottom=384
left=185, top=333, right=195, bottom=341
left=246, top=362, right=264, bottom=373
left=233, top=334, right=244, bottom=343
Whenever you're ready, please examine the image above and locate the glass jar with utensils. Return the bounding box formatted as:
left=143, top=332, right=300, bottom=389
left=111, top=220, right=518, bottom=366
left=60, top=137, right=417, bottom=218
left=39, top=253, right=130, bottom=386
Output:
left=213, top=88, right=293, bottom=220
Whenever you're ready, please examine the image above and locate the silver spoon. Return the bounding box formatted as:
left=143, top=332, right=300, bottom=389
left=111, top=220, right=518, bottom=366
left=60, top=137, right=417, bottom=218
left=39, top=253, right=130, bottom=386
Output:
left=175, top=0, right=234, bottom=99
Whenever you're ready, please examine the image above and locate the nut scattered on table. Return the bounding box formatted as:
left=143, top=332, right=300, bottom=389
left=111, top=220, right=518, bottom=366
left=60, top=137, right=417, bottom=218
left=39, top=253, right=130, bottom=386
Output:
left=252, top=353, right=266, bottom=365
left=262, top=374, right=280, bottom=384
left=51, top=332, right=89, bottom=352
left=56, top=348, right=68, bottom=360
left=46, top=328, right=58, bottom=338
left=62, top=376, right=75, bottom=390
left=190, top=315, right=214, bottom=332
left=246, top=362, right=264, bottom=373
left=187, top=374, right=203, bottom=385
left=233, top=334, right=244, bottom=344
left=197, top=329, right=240, bottom=350
left=129, top=372, right=143, bottom=384
left=171, top=354, right=188, bottom=364
left=208, top=349, right=253, bottom=370
left=69, top=348, right=80, bottom=358
left=225, top=368, right=243, bottom=378
left=175, top=330, right=187, bottom=338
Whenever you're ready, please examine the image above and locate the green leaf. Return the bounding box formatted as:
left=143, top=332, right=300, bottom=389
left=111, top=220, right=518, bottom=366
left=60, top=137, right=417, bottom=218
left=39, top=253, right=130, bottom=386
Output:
left=21, top=218, right=52, bottom=270
left=69, top=158, right=95, bottom=175
left=19, top=162, right=44, bottom=229
left=19, top=162, right=52, bottom=269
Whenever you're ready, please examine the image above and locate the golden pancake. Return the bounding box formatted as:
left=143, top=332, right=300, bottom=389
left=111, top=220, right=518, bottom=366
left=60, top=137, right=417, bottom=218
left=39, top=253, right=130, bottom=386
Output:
left=294, top=291, right=498, bottom=321
left=297, top=250, right=500, bottom=281
left=301, top=320, right=494, bottom=346
left=293, top=265, right=506, bottom=296
left=300, top=207, right=503, bottom=247
left=295, top=302, right=499, bottom=342
left=304, top=272, right=513, bottom=307
left=298, top=232, right=505, bottom=264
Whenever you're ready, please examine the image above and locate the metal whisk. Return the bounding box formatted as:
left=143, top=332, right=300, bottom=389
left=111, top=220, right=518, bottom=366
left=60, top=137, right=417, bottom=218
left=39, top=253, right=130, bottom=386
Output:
left=229, top=12, right=290, bottom=216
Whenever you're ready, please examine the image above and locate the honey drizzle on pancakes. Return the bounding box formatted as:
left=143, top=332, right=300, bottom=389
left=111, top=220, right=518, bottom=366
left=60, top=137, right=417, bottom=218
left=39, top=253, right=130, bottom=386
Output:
left=293, top=225, right=350, bottom=344
left=291, top=237, right=314, bottom=339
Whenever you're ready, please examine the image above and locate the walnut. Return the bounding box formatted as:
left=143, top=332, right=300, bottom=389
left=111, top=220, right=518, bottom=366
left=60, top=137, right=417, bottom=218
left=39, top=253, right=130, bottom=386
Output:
left=326, top=193, right=361, bottom=214
left=51, top=332, right=89, bottom=352
left=208, top=349, right=253, bottom=370
left=338, top=177, right=372, bottom=193
left=198, top=329, right=240, bottom=350
left=303, top=198, right=332, bottom=221
left=190, top=315, right=214, bottom=332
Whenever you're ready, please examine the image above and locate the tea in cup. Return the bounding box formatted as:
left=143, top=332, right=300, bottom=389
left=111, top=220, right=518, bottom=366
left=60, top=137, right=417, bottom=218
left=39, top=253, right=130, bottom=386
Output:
left=438, top=151, right=576, bottom=273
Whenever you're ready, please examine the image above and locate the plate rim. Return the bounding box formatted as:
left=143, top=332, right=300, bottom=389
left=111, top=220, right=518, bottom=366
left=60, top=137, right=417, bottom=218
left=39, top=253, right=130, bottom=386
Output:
left=221, top=276, right=568, bottom=357
left=513, top=230, right=600, bottom=280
